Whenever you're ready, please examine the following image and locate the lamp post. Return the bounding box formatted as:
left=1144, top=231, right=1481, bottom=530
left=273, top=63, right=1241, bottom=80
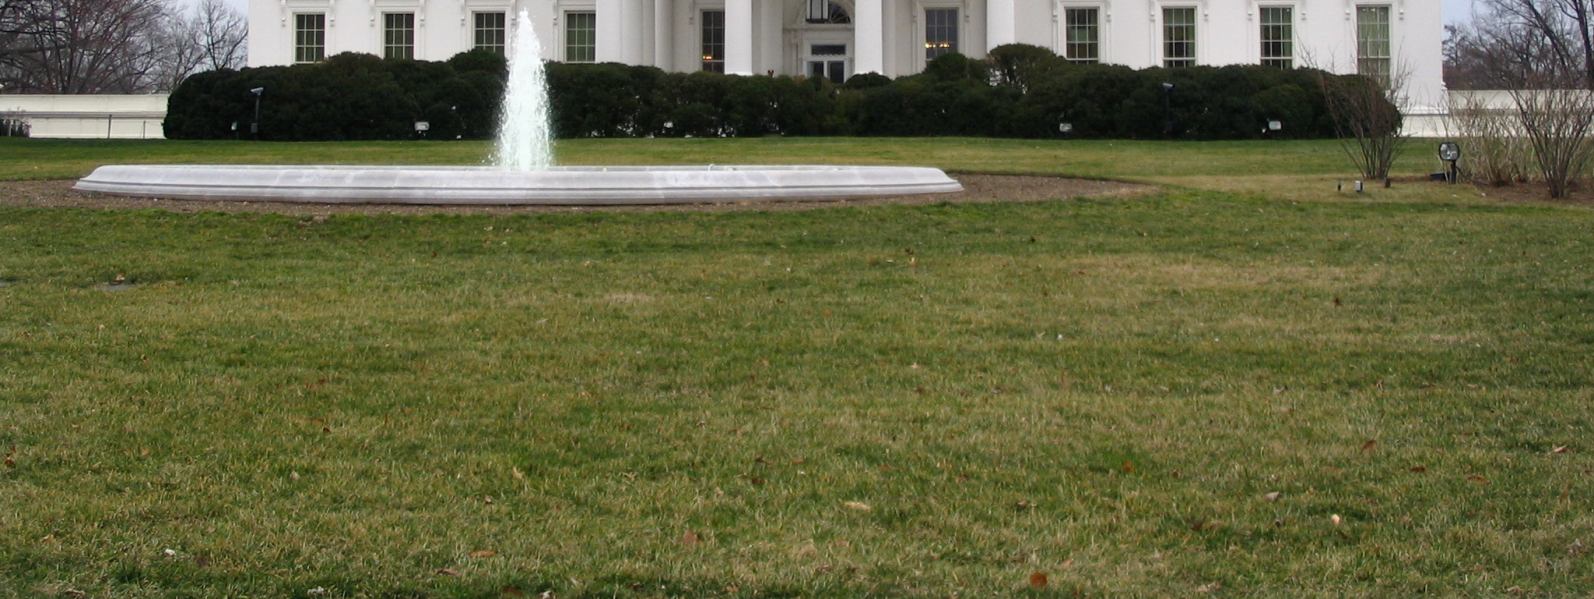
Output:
left=1160, top=82, right=1175, bottom=137
left=249, top=87, right=265, bottom=139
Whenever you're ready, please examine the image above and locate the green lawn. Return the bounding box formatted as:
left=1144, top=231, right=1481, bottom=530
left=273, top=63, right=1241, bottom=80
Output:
left=1, top=137, right=1591, bottom=596
left=0, top=136, right=1451, bottom=182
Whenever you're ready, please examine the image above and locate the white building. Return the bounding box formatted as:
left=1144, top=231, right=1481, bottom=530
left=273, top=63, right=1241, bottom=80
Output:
left=249, top=0, right=1444, bottom=107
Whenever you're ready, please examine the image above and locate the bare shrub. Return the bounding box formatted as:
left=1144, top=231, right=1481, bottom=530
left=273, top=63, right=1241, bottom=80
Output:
left=1445, top=92, right=1533, bottom=185
left=1316, top=66, right=1409, bottom=187
left=1511, top=84, right=1594, bottom=198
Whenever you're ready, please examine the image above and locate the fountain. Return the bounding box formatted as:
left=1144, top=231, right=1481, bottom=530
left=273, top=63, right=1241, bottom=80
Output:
left=73, top=12, right=961, bottom=205
left=492, top=10, right=553, bottom=172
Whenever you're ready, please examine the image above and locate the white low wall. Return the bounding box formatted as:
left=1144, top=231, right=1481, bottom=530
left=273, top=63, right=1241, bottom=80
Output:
left=0, top=95, right=169, bottom=139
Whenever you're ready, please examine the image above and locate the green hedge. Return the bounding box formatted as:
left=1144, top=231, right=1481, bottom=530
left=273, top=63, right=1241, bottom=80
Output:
left=166, top=44, right=1381, bottom=141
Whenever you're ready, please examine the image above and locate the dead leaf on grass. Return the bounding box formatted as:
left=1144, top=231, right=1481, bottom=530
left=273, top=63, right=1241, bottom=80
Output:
left=1264, top=491, right=1282, bottom=502
left=1028, top=572, right=1048, bottom=589
left=470, top=550, right=497, bottom=559
left=436, top=568, right=461, bottom=577
left=681, top=531, right=701, bottom=546
left=842, top=501, right=872, bottom=512
left=1360, top=439, right=1377, bottom=452
left=1551, top=446, right=1570, bottom=454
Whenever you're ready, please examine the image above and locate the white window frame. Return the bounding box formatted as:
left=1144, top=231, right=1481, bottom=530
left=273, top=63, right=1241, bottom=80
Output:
left=1256, top=4, right=1295, bottom=68
left=554, top=0, right=598, bottom=64
left=382, top=12, right=416, bottom=60
left=1158, top=4, right=1200, bottom=68
left=563, top=9, right=597, bottom=63
left=914, top=1, right=962, bottom=71
left=368, top=0, right=422, bottom=58
left=689, top=0, right=730, bottom=73
left=1055, top=2, right=1107, bottom=63
left=293, top=12, right=327, bottom=63
left=802, top=37, right=851, bottom=83
left=279, top=0, right=332, bottom=63
left=469, top=10, right=509, bottom=55
left=1354, top=4, right=1393, bottom=84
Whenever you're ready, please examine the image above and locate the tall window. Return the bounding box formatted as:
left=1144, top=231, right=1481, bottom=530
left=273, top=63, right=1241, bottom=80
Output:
left=1063, top=8, right=1099, bottom=63
left=294, top=13, right=325, bottom=63
left=924, top=8, right=959, bottom=61
left=473, top=12, right=506, bottom=56
left=701, top=10, right=725, bottom=73
left=1259, top=7, right=1293, bottom=68
left=383, top=13, right=414, bottom=60
left=1162, top=7, right=1196, bottom=67
left=1356, top=6, right=1391, bottom=84
left=566, top=11, right=596, bottom=63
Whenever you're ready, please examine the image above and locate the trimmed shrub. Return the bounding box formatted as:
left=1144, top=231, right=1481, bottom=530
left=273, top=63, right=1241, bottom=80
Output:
left=167, top=45, right=1378, bottom=141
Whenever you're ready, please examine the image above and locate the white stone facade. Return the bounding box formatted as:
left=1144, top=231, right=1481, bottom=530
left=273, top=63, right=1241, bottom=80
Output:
left=248, top=0, right=1444, bottom=107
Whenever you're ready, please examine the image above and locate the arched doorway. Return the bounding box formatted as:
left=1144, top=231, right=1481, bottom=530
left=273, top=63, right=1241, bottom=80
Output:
left=789, top=0, right=853, bottom=83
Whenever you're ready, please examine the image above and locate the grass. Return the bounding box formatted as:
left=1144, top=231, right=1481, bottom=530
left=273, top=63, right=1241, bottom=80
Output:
left=0, top=136, right=1455, bottom=184
left=1, top=137, right=1592, bottom=596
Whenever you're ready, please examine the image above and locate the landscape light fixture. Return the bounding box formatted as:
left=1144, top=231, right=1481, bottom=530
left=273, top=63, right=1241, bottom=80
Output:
left=1438, top=141, right=1460, bottom=184
left=248, top=87, right=265, bottom=138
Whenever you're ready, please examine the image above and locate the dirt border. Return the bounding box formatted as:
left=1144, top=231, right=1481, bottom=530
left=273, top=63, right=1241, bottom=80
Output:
left=0, top=174, right=1153, bottom=216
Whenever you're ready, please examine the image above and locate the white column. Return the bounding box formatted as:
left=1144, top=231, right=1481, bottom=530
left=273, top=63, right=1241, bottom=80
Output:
left=854, top=0, right=884, bottom=75
left=622, top=0, right=645, bottom=63
left=987, top=0, right=1015, bottom=51
left=596, top=0, right=624, bottom=62
left=725, top=0, right=754, bottom=75
left=653, top=0, right=674, bottom=70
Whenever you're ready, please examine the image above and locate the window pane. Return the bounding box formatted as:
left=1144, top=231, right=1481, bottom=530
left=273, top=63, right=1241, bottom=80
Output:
left=1259, top=6, right=1292, bottom=69
left=295, top=14, right=325, bottom=63
left=1162, top=7, right=1195, bottom=67
left=566, top=12, right=596, bottom=63
left=1356, top=6, right=1391, bottom=84
left=925, top=8, right=958, bottom=61
left=701, top=10, right=724, bottom=72
left=1064, top=8, right=1099, bottom=63
left=474, top=12, right=506, bottom=56
left=384, top=13, right=414, bottom=60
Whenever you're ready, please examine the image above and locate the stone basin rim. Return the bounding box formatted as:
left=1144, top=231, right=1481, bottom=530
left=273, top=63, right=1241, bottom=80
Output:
left=74, top=164, right=965, bottom=206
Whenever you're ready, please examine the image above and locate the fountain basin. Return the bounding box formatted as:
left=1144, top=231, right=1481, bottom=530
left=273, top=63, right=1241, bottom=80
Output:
left=74, top=164, right=963, bottom=205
